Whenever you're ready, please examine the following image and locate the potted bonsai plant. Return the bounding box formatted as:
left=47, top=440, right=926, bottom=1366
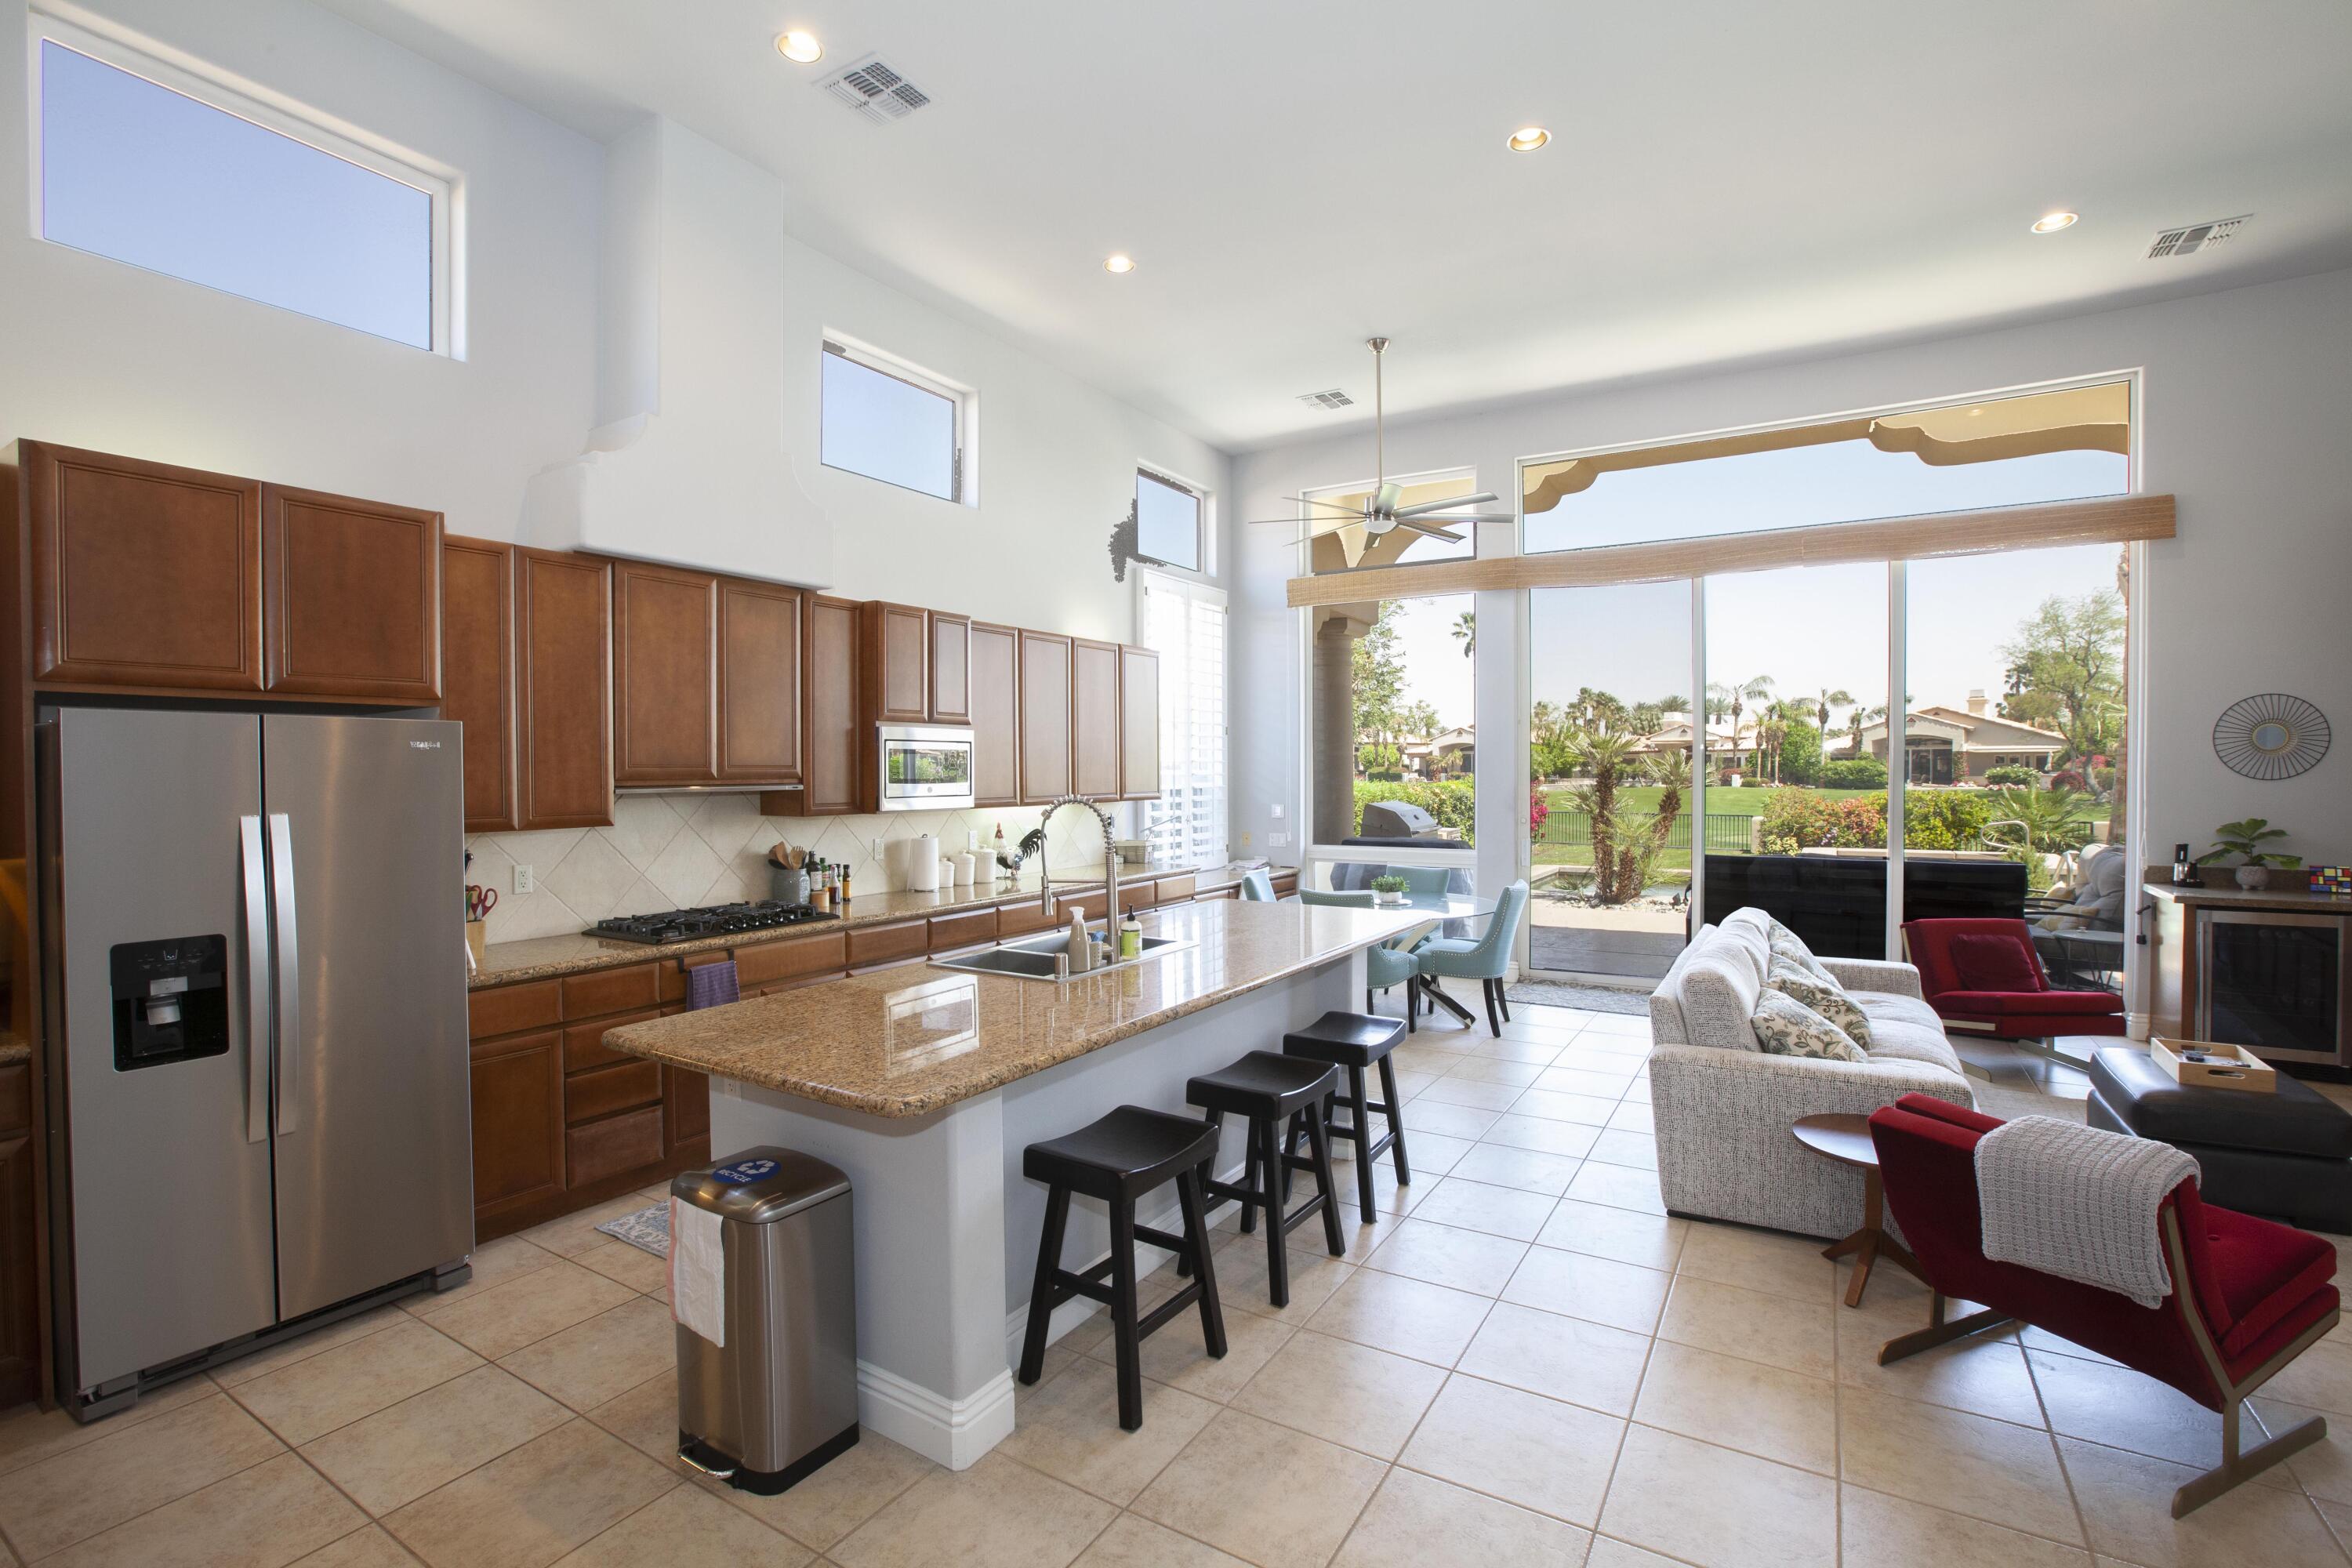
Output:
left=1369, top=874, right=1411, bottom=907
left=2196, top=818, right=2302, bottom=890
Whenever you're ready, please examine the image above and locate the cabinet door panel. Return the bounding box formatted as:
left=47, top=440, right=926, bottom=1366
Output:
left=1070, top=638, right=1121, bottom=799
left=1120, top=645, right=1161, bottom=800
left=470, top=1031, right=565, bottom=1217
left=866, top=602, right=929, bottom=723
left=612, top=562, right=717, bottom=785
left=664, top=1065, right=710, bottom=1153
left=797, top=595, right=861, bottom=815
left=718, top=580, right=802, bottom=783
left=969, top=622, right=1020, bottom=808
left=442, top=536, right=516, bottom=832
left=24, top=442, right=264, bottom=690
left=929, top=613, right=971, bottom=723
left=0, top=1124, right=31, bottom=1409
left=1018, top=630, right=1073, bottom=804
left=515, top=550, right=613, bottom=829
left=263, top=485, right=441, bottom=700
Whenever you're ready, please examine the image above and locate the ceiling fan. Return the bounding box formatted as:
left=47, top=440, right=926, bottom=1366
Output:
left=1247, top=337, right=1515, bottom=557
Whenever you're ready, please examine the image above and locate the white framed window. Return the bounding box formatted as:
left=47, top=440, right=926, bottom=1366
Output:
left=1135, top=468, right=1205, bottom=573
left=820, top=336, right=975, bottom=503
left=27, top=13, right=455, bottom=354
left=1138, top=570, right=1227, bottom=867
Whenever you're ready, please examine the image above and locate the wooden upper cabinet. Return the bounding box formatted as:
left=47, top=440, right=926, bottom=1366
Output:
left=929, top=612, right=971, bottom=723
left=864, top=602, right=929, bottom=723
left=1120, top=644, right=1161, bottom=800
left=612, top=561, right=717, bottom=786
left=717, top=580, right=802, bottom=784
left=515, top=548, right=613, bottom=830
left=1070, top=637, right=1122, bottom=800
left=1018, top=630, right=1073, bottom=804
left=969, top=621, right=1020, bottom=808
left=797, top=594, right=862, bottom=815
left=441, top=535, right=517, bottom=832
left=263, top=485, right=441, bottom=701
left=20, top=441, right=264, bottom=691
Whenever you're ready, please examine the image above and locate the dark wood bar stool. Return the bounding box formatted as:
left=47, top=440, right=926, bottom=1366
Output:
left=1180, top=1051, right=1347, bottom=1308
left=1017, top=1105, right=1227, bottom=1431
left=1280, top=1011, right=1411, bottom=1214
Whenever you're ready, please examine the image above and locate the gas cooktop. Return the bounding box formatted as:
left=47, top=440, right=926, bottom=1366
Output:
left=586, top=901, right=840, bottom=946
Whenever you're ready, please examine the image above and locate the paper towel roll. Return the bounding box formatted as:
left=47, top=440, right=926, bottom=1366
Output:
left=907, top=834, right=940, bottom=891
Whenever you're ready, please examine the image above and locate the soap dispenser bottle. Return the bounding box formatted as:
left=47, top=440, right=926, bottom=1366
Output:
left=1119, top=905, right=1143, bottom=960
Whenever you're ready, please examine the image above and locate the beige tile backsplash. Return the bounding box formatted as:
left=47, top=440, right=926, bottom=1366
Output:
left=466, top=796, right=1121, bottom=944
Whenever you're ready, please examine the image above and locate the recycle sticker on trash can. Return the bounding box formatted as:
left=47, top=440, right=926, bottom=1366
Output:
left=712, top=1157, right=779, bottom=1185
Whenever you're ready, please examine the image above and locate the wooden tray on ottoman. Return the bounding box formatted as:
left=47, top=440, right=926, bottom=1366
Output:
left=2151, top=1036, right=2276, bottom=1094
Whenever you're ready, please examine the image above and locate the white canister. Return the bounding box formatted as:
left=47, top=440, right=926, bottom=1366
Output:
left=953, top=851, right=976, bottom=886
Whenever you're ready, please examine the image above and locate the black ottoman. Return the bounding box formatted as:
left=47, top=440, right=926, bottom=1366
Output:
left=2086, top=1048, right=2352, bottom=1233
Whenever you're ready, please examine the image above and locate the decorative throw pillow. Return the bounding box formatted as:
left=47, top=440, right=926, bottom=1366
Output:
left=1767, top=927, right=1836, bottom=985
left=1749, top=989, right=1867, bottom=1062
left=1765, top=956, right=1874, bottom=1048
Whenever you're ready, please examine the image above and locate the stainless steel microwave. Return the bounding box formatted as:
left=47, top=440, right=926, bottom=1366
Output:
left=877, top=724, right=977, bottom=811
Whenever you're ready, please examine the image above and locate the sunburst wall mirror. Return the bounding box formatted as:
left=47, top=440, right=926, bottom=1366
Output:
left=2213, top=693, right=2330, bottom=780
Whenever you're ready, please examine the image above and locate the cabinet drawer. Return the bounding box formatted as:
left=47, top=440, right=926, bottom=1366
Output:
left=561, top=964, right=661, bottom=1020
left=1270, top=873, right=1299, bottom=897
left=0, top=1063, right=27, bottom=1135
left=845, top=920, right=927, bottom=967
left=1196, top=887, right=1237, bottom=901
left=567, top=1060, right=661, bottom=1126
left=1055, top=893, right=1109, bottom=927
left=733, top=933, right=845, bottom=989
left=996, top=899, right=1056, bottom=937
left=929, top=908, right=997, bottom=953
left=1155, top=874, right=1196, bottom=903
left=657, top=951, right=733, bottom=1004
left=470, top=979, right=561, bottom=1041
left=566, top=1106, right=665, bottom=1189
left=564, top=1007, right=659, bottom=1073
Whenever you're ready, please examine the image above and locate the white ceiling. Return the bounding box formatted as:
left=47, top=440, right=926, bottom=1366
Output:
left=316, top=0, right=2352, bottom=452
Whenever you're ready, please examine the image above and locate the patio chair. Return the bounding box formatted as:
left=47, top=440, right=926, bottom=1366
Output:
left=1870, top=1093, right=2339, bottom=1516
left=1414, top=880, right=1529, bottom=1036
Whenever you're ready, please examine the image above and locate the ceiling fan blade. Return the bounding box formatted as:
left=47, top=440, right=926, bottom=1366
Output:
left=1396, top=521, right=1465, bottom=542
left=1393, top=492, right=1501, bottom=517
left=1245, top=512, right=1366, bottom=528
left=1286, top=495, right=1367, bottom=510
left=1285, top=521, right=1371, bottom=549
left=1395, top=511, right=1510, bottom=526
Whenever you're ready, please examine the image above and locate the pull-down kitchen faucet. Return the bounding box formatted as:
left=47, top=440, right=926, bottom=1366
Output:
left=1035, top=795, right=1120, bottom=924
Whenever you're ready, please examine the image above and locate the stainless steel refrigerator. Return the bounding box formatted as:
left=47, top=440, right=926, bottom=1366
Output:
left=39, top=706, right=474, bottom=1415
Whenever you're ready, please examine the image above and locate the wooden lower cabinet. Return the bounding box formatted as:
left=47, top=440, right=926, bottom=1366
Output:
left=1, top=1062, right=38, bottom=1410
left=469, top=1030, right=565, bottom=1225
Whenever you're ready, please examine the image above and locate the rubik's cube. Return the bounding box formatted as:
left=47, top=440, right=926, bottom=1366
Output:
left=2310, top=866, right=2352, bottom=897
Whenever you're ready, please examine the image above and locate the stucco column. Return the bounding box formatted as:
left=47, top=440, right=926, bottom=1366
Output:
left=1312, top=610, right=1370, bottom=844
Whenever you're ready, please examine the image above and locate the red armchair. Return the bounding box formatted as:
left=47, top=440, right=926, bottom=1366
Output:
left=1869, top=1093, right=2340, bottom=1515
left=1901, top=916, right=2125, bottom=1040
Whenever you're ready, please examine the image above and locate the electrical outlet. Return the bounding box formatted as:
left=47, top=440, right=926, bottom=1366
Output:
left=1268, top=832, right=1289, bottom=848
left=514, top=863, right=535, bottom=895
left=1241, top=832, right=1252, bottom=848
left=1270, top=803, right=1284, bottom=820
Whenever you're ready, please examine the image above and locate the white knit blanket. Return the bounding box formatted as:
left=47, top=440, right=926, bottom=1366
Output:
left=1975, top=1115, right=2198, bottom=1308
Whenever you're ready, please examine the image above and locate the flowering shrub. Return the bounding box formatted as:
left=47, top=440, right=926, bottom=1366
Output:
left=1530, top=786, right=1550, bottom=837
left=1754, top=789, right=1995, bottom=851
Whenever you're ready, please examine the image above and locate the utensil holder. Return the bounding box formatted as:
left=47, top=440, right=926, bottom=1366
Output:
left=771, top=866, right=810, bottom=906
left=464, top=920, right=488, bottom=964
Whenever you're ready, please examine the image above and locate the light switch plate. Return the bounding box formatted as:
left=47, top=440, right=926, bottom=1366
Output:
left=514, top=863, right=535, bottom=895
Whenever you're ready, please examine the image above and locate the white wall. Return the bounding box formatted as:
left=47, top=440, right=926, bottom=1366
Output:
left=0, top=0, right=603, bottom=539
left=1232, top=267, right=2352, bottom=994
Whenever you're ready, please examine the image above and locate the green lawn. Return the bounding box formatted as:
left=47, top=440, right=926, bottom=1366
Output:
left=1540, top=783, right=1875, bottom=818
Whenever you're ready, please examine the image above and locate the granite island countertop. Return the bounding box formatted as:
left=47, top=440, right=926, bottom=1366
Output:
left=467, top=856, right=1275, bottom=989
left=599, top=897, right=1419, bottom=1118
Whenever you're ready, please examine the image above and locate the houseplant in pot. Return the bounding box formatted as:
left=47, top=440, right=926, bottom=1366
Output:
left=2196, top=818, right=2302, bottom=890
left=1370, top=874, right=1410, bottom=907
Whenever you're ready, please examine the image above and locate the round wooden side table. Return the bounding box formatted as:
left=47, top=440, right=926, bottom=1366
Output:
left=1791, top=1112, right=1927, bottom=1308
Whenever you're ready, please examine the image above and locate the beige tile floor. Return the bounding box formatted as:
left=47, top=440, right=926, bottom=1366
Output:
left=4, top=986, right=2350, bottom=1567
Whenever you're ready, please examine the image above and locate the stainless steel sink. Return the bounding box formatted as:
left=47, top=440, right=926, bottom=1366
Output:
left=931, top=928, right=1193, bottom=983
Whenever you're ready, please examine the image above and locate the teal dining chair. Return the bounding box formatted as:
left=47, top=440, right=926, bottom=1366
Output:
left=1238, top=869, right=1276, bottom=902
left=1414, top=880, right=1529, bottom=1036
left=1396, top=866, right=1453, bottom=899
left=1301, top=887, right=1428, bottom=1028
left=1298, top=888, right=1374, bottom=907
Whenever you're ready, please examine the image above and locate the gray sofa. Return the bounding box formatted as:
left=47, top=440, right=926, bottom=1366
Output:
left=1648, top=908, right=1977, bottom=1240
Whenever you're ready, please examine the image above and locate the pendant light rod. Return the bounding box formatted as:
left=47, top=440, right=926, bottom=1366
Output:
left=1367, top=336, right=1388, bottom=492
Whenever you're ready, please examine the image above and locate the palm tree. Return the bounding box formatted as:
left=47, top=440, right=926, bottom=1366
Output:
left=1719, top=674, right=1773, bottom=771
left=1848, top=702, right=1887, bottom=754
left=1451, top=611, right=1475, bottom=660
left=1814, top=686, right=1854, bottom=731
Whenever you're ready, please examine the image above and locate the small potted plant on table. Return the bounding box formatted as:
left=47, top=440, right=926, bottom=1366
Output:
left=1369, top=874, right=1411, bottom=907
left=2196, top=818, right=2302, bottom=890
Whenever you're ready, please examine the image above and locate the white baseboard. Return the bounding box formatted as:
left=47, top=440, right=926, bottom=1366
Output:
left=2127, top=1011, right=2152, bottom=1040
left=855, top=1359, right=1015, bottom=1472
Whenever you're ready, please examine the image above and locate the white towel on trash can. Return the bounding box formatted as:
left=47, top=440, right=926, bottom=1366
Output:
left=1975, top=1114, right=2198, bottom=1309
left=669, top=1196, right=727, bottom=1346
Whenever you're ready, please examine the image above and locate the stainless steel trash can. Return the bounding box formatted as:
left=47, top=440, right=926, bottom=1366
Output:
left=673, top=1148, right=858, bottom=1494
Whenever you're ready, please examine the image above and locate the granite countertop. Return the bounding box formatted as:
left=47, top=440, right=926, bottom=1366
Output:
left=2145, top=877, right=2352, bottom=911
left=467, top=857, right=1272, bottom=989
left=601, top=897, right=1416, bottom=1119
left=0, top=1029, right=24, bottom=1068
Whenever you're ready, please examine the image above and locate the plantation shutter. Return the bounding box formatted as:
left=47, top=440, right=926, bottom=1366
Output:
left=1141, top=572, right=1227, bottom=866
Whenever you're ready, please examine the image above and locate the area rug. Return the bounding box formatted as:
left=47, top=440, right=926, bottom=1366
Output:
left=596, top=1203, right=670, bottom=1258
left=1502, top=981, right=1652, bottom=1016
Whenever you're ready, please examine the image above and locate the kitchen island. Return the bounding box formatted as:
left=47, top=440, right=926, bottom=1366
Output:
left=603, top=895, right=1421, bottom=1468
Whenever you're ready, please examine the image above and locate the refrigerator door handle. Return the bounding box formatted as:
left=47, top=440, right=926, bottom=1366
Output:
left=268, top=812, right=302, bottom=1137
left=239, top=815, right=270, bottom=1145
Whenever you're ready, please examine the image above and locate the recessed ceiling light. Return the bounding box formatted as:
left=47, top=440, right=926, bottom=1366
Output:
left=2031, top=210, right=2079, bottom=234
left=1104, top=254, right=1136, bottom=274
left=775, top=30, right=823, bottom=64
left=1507, top=126, right=1550, bottom=153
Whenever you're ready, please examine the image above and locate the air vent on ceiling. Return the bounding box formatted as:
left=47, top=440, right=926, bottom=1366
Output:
left=1298, top=389, right=1354, bottom=410
left=820, top=53, right=931, bottom=124
left=2147, top=214, right=2249, bottom=260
